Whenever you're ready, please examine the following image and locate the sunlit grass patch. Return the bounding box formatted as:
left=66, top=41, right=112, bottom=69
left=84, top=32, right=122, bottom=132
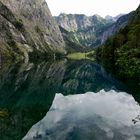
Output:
left=0, top=108, right=8, bottom=118
left=67, top=51, right=95, bottom=60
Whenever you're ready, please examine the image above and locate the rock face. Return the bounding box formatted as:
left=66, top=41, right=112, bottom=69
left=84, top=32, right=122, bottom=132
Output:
left=100, top=13, right=132, bottom=44
left=59, top=26, right=87, bottom=53
left=55, top=14, right=110, bottom=48
left=0, top=0, right=66, bottom=62
left=96, top=5, right=140, bottom=83
left=55, top=13, right=131, bottom=48
left=55, top=14, right=108, bottom=32
left=105, top=14, right=124, bottom=22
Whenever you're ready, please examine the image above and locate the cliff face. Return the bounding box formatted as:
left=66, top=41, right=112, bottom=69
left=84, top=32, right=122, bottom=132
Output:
left=0, top=0, right=66, bottom=62
left=100, top=13, right=131, bottom=44
left=59, top=26, right=87, bottom=53
left=96, top=5, right=140, bottom=83
left=55, top=13, right=131, bottom=48
left=55, top=14, right=110, bottom=48
left=105, top=14, right=124, bottom=22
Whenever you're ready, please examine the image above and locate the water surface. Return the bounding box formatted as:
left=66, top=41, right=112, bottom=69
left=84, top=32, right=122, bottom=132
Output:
left=23, top=90, right=140, bottom=140
left=0, top=59, right=139, bottom=140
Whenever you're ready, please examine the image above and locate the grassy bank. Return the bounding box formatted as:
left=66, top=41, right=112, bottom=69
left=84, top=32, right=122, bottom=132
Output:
left=67, top=51, right=95, bottom=60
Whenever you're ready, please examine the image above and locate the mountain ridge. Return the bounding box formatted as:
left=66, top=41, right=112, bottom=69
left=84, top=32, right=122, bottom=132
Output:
left=55, top=12, right=132, bottom=49
left=96, top=4, right=140, bottom=83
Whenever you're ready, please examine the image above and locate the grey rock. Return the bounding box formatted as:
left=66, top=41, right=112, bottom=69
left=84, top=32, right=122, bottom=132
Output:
left=100, top=13, right=131, bottom=44
left=55, top=14, right=109, bottom=48
left=55, top=13, right=131, bottom=48
left=0, top=0, right=66, bottom=62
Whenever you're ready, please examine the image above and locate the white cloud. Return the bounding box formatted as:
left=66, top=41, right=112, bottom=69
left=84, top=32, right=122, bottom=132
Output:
left=23, top=90, right=140, bottom=140
left=46, top=0, right=140, bottom=17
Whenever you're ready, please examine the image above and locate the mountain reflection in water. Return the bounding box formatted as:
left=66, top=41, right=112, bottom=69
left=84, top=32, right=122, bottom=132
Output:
left=0, top=59, right=139, bottom=140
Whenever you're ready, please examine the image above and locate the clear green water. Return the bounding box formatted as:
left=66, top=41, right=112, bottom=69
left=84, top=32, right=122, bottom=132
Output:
left=0, top=59, right=139, bottom=140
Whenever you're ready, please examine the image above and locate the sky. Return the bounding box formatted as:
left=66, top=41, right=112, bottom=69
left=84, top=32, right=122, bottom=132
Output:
left=47, top=0, right=140, bottom=17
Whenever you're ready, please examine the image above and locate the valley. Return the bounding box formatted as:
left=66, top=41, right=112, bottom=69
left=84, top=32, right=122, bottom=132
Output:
left=0, top=0, right=140, bottom=140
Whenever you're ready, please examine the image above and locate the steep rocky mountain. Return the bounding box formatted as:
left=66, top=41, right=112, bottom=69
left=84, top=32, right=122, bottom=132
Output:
left=97, top=13, right=132, bottom=45
left=96, top=5, right=140, bottom=83
left=0, top=0, right=66, bottom=62
left=90, top=13, right=131, bottom=47
left=105, top=14, right=124, bottom=22
left=55, top=14, right=111, bottom=48
left=55, top=14, right=108, bottom=32
left=128, top=5, right=140, bottom=24
left=59, top=26, right=87, bottom=53
left=55, top=13, right=131, bottom=48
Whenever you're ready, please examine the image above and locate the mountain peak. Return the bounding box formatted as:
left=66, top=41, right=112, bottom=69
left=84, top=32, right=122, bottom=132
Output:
left=93, top=14, right=102, bottom=18
left=105, top=14, right=124, bottom=22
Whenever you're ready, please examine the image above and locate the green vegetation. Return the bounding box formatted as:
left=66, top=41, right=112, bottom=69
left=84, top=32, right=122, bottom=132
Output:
left=14, top=19, right=23, bottom=30
left=96, top=5, right=140, bottom=84
left=0, top=109, right=8, bottom=118
left=57, top=14, right=114, bottom=50
left=67, top=52, right=86, bottom=60
left=67, top=51, right=95, bottom=60
left=59, top=26, right=87, bottom=53
left=34, top=25, right=42, bottom=33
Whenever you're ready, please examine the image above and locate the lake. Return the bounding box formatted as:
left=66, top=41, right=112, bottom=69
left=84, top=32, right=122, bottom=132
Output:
left=0, top=59, right=140, bottom=140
